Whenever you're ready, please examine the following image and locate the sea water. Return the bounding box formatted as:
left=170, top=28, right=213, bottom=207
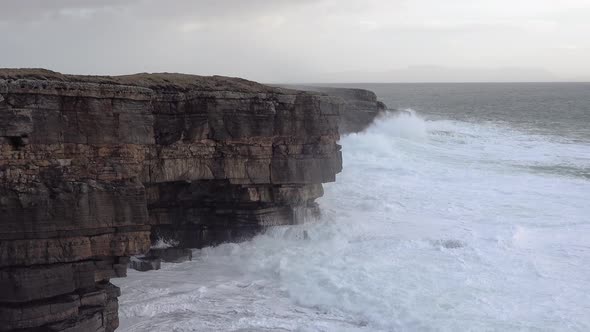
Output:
left=114, top=83, right=590, bottom=332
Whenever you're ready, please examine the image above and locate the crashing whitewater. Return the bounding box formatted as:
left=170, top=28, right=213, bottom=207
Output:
left=114, top=111, right=590, bottom=332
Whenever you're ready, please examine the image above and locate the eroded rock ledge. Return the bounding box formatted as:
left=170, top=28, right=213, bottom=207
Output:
left=0, top=69, right=342, bottom=331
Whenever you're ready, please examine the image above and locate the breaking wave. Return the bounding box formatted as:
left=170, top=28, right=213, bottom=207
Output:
left=115, top=110, right=590, bottom=332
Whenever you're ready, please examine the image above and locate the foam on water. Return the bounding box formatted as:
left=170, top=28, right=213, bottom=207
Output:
left=115, top=111, right=590, bottom=332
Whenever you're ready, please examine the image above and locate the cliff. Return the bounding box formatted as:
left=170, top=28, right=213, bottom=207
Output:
left=277, top=85, right=386, bottom=134
left=0, top=69, right=342, bottom=331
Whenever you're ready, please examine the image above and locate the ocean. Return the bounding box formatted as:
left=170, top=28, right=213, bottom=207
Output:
left=114, top=83, right=590, bottom=331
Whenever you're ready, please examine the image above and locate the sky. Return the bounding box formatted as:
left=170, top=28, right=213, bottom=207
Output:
left=1, top=0, right=589, bottom=82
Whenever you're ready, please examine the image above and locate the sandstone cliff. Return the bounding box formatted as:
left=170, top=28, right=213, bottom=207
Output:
left=0, top=69, right=342, bottom=331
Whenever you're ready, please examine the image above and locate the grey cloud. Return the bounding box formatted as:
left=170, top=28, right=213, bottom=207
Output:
left=0, top=0, right=323, bottom=22
left=0, top=0, right=134, bottom=20
left=0, top=0, right=588, bottom=82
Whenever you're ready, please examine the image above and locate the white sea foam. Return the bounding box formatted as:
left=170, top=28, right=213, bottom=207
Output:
left=114, top=111, right=590, bottom=332
left=151, top=238, right=180, bottom=249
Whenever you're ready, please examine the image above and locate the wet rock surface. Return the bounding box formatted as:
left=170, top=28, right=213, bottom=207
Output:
left=147, top=248, right=192, bottom=263
left=128, top=257, right=161, bottom=272
left=0, top=69, right=343, bottom=331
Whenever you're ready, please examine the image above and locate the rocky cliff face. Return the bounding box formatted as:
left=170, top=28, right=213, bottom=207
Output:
left=278, top=85, right=386, bottom=134
left=0, top=69, right=342, bottom=331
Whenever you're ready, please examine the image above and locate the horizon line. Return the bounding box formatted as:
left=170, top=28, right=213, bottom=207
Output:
left=271, top=81, right=590, bottom=85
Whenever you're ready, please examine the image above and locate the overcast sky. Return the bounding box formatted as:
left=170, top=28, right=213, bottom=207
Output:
left=1, top=0, right=589, bottom=82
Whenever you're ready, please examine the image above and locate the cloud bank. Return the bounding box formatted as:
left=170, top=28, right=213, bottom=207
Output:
left=1, top=0, right=589, bottom=82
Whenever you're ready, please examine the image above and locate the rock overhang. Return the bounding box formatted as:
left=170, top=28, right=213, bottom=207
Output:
left=0, top=69, right=343, bottom=331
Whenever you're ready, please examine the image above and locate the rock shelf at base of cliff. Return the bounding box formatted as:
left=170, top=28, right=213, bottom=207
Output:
left=0, top=69, right=344, bottom=331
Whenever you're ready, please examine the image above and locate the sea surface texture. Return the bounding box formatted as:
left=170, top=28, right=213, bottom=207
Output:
left=114, top=83, right=590, bottom=332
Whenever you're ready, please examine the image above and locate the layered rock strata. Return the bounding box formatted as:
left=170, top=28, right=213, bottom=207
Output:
left=278, top=85, right=386, bottom=134
left=0, top=69, right=342, bottom=331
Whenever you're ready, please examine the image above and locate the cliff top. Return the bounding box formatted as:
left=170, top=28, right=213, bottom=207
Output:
left=276, top=84, right=380, bottom=102
left=0, top=68, right=293, bottom=94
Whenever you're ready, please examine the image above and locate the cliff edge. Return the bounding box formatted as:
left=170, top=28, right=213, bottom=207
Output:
left=278, top=85, right=387, bottom=134
left=0, top=69, right=342, bottom=331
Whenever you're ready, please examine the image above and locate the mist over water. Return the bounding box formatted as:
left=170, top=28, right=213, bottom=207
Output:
left=115, top=86, right=590, bottom=332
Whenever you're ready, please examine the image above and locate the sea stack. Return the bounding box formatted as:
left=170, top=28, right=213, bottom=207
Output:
left=0, top=69, right=343, bottom=331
